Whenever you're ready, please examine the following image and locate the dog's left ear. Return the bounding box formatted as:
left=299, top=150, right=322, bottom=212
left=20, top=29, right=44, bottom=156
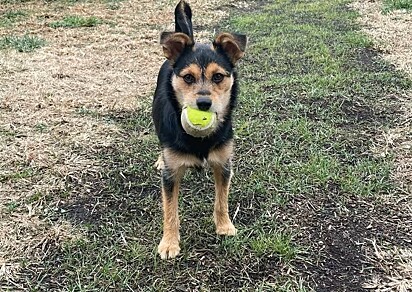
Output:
left=213, top=33, right=247, bottom=64
left=160, top=32, right=194, bottom=63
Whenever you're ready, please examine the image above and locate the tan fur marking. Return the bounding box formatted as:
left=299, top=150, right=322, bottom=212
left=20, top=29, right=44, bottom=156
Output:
left=158, top=167, right=185, bottom=259
left=209, top=142, right=236, bottom=236
left=208, top=140, right=234, bottom=166
left=204, top=62, right=233, bottom=117
left=171, top=62, right=233, bottom=123
left=171, top=64, right=203, bottom=109
left=204, top=62, right=229, bottom=80
left=179, top=64, right=202, bottom=81
left=211, top=164, right=236, bottom=235
left=163, top=147, right=203, bottom=170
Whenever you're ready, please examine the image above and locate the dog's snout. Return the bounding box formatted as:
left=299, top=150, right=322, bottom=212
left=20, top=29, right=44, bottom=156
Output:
left=197, top=89, right=211, bottom=96
left=196, top=97, right=212, bottom=111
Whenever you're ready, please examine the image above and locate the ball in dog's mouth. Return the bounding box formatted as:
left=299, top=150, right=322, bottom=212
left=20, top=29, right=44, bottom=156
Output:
left=181, top=106, right=218, bottom=138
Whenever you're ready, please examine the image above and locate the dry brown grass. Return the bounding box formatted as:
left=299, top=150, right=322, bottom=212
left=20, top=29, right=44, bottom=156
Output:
left=351, top=1, right=412, bottom=290
left=363, top=240, right=412, bottom=292
left=352, top=0, right=412, bottom=190
left=0, top=0, right=248, bottom=285
left=351, top=0, right=412, bottom=77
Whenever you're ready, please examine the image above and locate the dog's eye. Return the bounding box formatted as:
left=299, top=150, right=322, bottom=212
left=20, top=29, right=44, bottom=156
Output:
left=183, top=74, right=195, bottom=84
left=212, top=73, right=224, bottom=83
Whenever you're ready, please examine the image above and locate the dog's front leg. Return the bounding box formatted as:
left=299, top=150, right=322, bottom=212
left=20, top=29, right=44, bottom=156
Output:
left=158, top=166, right=185, bottom=259
left=212, top=160, right=237, bottom=236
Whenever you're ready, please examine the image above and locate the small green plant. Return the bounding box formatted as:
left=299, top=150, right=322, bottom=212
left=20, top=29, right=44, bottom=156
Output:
left=0, top=168, right=34, bottom=183
left=35, top=122, right=48, bottom=133
left=49, top=16, right=103, bottom=28
left=0, top=10, right=27, bottom=27
left=106, top=0, right=124, bottom=10
left=0, top=34, right=45, bottom=52
left=5, top=201, right=20, bottom=212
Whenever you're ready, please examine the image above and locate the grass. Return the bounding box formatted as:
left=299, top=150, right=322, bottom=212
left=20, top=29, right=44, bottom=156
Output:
left=0, top=10, right=27, bottom=26
left=0, top=34, right=45, bottom=52
left=0, top=0, right=30, bottom=3
left=250, top=232, right=298, bottom=259
left=49, top=15, right=103, bottom=28
left=383, top=0, right=412, bottom=12
left=1, top=0, right=411, bottom=291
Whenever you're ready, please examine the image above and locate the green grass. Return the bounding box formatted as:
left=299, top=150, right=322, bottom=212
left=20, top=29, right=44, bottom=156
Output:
left=49, top=15, right=103, bottom=28
left=0, top=0, right=30, bottom=4
left=250, top=232, right=298, bottom=259
left=5, top=201, right=20, bottom=213
left=0, top=34, right=45, bottom=52
left=34, top=122, right=48, bottom=133
left=0, top=168, right=35, bottom=183
left=14, top=0, right=412, bottom=291
left=0, top=10, right=27, bottom=27
left=383, top=0, right=412, bottom=12
left=106, top=0, right=125, bottom=10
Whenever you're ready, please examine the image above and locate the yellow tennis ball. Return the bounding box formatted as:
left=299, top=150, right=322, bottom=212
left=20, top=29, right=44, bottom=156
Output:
left=181, top=106, right=218, bottom=137
left=186, top=106, right=214, bottom=127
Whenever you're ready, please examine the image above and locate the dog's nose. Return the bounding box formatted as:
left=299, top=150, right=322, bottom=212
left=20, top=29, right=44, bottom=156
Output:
left=196, top=97, right=212, bottom=111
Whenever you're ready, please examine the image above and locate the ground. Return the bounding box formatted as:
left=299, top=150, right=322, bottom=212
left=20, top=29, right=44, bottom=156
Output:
left=0, top=0, right=411, bottom=291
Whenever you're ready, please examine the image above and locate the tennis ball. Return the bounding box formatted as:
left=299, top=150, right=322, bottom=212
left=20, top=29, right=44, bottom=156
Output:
left=186, top=106, right=214, bottom=127
left=181, top=106, right=218, bottom=137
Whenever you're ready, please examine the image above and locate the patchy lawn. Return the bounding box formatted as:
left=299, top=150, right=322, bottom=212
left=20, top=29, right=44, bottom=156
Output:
left=1, top=0, right=411, bottom=291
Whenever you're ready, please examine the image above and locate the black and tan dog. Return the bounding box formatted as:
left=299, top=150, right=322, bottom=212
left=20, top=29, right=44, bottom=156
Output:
left=152, top=0, right=247, bottom=259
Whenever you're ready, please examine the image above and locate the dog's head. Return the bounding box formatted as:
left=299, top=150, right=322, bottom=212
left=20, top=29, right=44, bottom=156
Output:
left=160, top=1, right=247, bottom=122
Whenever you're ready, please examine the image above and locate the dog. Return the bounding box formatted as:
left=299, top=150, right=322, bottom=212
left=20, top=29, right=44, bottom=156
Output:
left=152, top=0, right=247, bottom=259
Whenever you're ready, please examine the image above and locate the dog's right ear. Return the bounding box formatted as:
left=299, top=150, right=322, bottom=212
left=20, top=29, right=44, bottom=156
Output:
left=213, top=33, right=247, bottom=65
left=160, top=32, right=193, bottom=63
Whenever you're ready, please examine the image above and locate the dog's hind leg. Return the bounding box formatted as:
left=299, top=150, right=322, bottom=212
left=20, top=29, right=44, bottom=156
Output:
left=158, top=165, right=185, bottom=259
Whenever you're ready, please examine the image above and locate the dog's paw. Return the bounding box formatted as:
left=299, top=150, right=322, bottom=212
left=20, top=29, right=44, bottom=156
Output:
left=154, top=154, right=164, bottom=171
left=158, top=239, right=180, bottom=259
left=216, top=223, right=237, bottom=236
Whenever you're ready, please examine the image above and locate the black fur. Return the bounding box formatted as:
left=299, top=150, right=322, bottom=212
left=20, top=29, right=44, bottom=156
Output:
left=221, top=160, right=232, bottom=183
left=175, top=0, right=193, bottom=40
left=152, top=60, right=239, bottom=159
left=161, top=167, right=175, bottom=195
left=152, top=1, right=242, bottom=160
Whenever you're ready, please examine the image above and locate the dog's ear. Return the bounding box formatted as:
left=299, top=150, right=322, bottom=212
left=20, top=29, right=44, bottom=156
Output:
left=213, top=33, right=247, bottom=64
left=160, top=32, right=193, bottom=63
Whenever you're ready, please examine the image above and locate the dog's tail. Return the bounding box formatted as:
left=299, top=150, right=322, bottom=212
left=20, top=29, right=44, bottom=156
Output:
left=175, top=1, right=193, bottom=41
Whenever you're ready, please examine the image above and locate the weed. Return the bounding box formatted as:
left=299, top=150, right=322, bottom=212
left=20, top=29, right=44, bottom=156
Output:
left=0, top=168, right=34, bottom=183
left=49, top=16, right=103, bottom=28
left=34, top=123, right=48, bottom=133
left=5, top=201, right=20, bottom=212
left=0, top=34, right=45, bottom=52
left=0, top=10, right=27, bottom=27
